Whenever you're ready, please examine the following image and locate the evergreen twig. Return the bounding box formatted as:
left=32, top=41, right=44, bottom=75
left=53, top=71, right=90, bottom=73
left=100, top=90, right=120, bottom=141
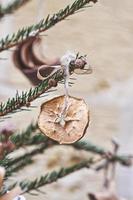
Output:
left=1, top=137, right=131, bottom=179
left=73, top=141, right=132, bottom=166
left=0, top=141, right=55, bottom=178
left=11, top=122, right=38, bottom=147
left=0, top=0, right=97, bottom=52
left=6, top=144, right=46, bottom=168
left=10, top=122, right=132, bottom=167
left=0, top=0, right=31, bottom=19
left=0, top=120, right=131, bottom=182
left=0, top=55, right=84, bottom=117
left=5, top=157, right=33, bottom=177
left=0, top=143, right=52, bottom=170
left=1, top=159, right=93, bottom=195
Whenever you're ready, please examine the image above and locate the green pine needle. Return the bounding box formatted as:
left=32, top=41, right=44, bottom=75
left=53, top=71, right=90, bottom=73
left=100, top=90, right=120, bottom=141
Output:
left=11, top=122, right=38, bottom=147
left=0, top=0, right=31, bottom=19
left=0, top=0, right=97, bottom=52
left=9, top=122, right=132, bottom=167
left=1, top=159, right=92, bottom=195
left=0, top=54, right=82, bottom=118
left=73, top=141, right=132, bottom=166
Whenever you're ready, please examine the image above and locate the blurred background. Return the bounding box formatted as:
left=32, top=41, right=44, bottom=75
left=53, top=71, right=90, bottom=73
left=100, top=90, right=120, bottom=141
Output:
left=0, top=0, right=133, bottom=199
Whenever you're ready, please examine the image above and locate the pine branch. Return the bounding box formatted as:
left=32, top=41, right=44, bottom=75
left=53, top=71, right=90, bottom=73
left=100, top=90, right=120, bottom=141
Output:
left=10, top=123, right=132, bottom=167
left=10, top=122, right=51, bottom=148
left=13, top=133, right=48, bottom=147
left=0, top=123, right=131, bottom=194
left=7, top=144, right=46, bottom=168
left=0, top=143, right=51, bottom=170
left=1, top=122, right=130, bottom=178
left=5, top=157, right=33, bottom=177
left=0, top=0, right=97, bottom=52
left=0, top=54, right=83, bottom=118
left=0, top=0, right=31, bottom=19
left=21, top=160, right=92, bottom=193
left=0, top=142, right=56, bottom=179
left=1, top=159, right=93, bottom=195
left=73, top=141, right=132, bottom=166
left=11, top=122, right=38, bottom=147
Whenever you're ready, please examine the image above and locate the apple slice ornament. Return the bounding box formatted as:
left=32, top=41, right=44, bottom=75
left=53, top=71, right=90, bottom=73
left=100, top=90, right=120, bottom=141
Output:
left=37, top=51, right=91, bottom=144
left=38, top=95, right=89, bottom=144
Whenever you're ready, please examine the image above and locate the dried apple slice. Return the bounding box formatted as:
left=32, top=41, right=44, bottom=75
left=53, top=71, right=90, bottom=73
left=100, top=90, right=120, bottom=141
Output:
left=38, top=95, right=89, bottom=144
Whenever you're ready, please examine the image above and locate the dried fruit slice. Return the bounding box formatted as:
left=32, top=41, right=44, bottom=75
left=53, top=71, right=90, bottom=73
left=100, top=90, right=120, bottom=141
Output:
left=38, top=95, right=89, bottom=144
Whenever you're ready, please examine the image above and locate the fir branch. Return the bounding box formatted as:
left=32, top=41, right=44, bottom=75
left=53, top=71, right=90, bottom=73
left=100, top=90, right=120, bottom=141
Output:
left=73, top=141, right=132, bottom=166
left=0, top=0, right=31, bottom=19
left=0, top=0, right=97, bottom=52
left=11, top=122, right=38, bottom=147
left=5, top=157, right=33, bottom=177
left=10, top=122, right=50, bottom=148
left=7, top=144, right=45, bottom=167
left=1, top=138, right=131, bottom=179
left=10, top=124, right=132, bottom=167
left=1, top=159, right=92, bottom=195
left=0, top=142, right=56, bottom=179
left=13, top=133, right=53, bottom=148
left=0, top=55, right=83, bottom=117
left=0, top=143, right=50, bottom=170
left=21, top=160, right=91, bottom=193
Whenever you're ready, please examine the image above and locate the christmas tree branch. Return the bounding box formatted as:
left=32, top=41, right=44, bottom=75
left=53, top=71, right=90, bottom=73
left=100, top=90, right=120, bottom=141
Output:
left=5, top=157, right=33, bottom=177
left=0, top=124, right=131, bottom=194
left=6, top=144, right=46, bottom=168
left=21, top=160, right=92, bottom=193
left=0, top=121, right=130, bottom=178
left=10, top=122, right=132, bottom=167
left=2, top=150, right=131, bottom=195
left=0, top=143, right=51, bottom=170
left=0, top=0, right=97, bottom=52
left=0, top=142, right=56, bottom=179
left=0, top=0, right=31, bottom=19
left=11, top=122, right=38, bottom=147
left=1, top=159, right=93, bottom=195
left=73, top=141, right=132, bottom=166
left=0, top=54, right=84, bottom=118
